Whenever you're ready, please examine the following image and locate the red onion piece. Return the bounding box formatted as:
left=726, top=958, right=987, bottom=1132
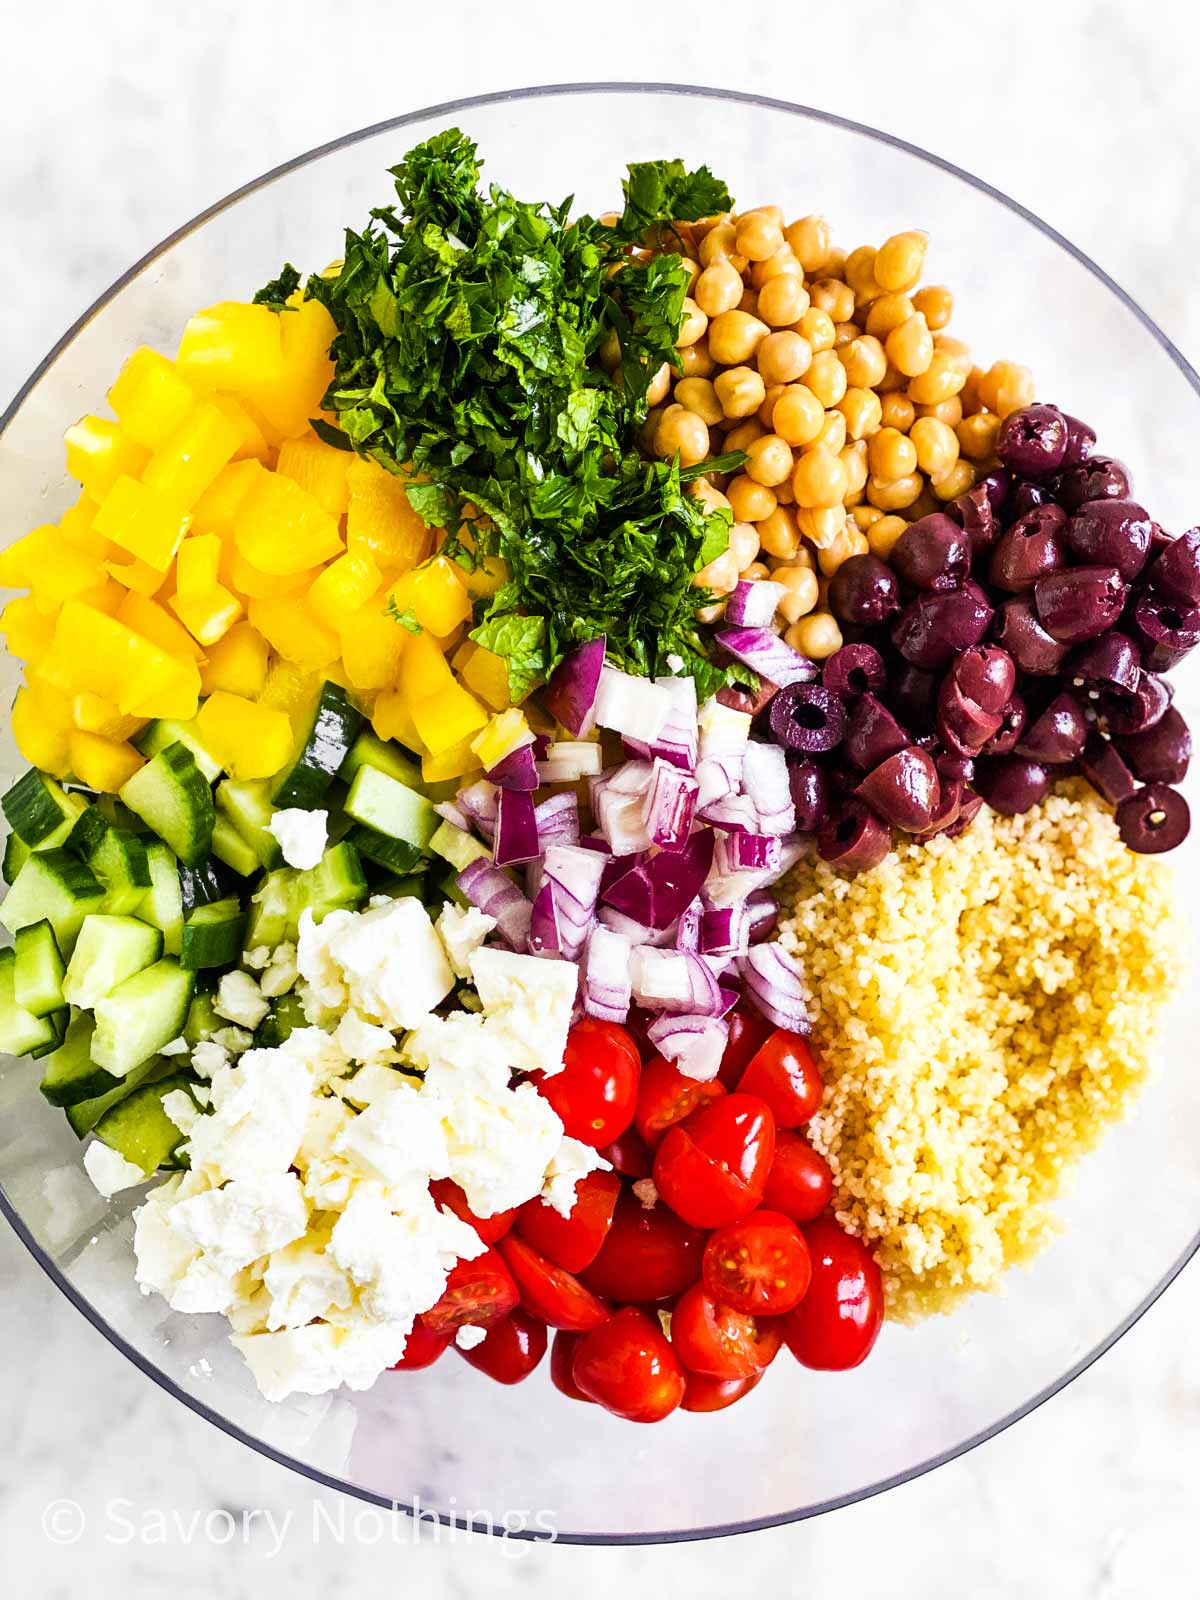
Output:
left=716, top=626, right=820, bottom=688
left=543, top=637, right=606, bottom=736
left=737, top=942, right=811, bottom=1033
left=645, top=1014, right=730, bottom=1081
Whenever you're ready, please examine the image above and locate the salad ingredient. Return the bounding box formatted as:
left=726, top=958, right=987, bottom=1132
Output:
left=496, top=1235, right=610, bottom=1332
left=701, top=1209, right=811, bottom=1315
left=389, top=1322, right=451, bottom=1370
left=529, top=1018, right=640, bottom=1148
left=679, top=1370, right=763, bottom=1413
left=516, top=1169, right=621, bottom=1273
left=419, top=1250, right=519, bottom=1336
left=571, top=1305, right=685, bottom=1423
left=761, top=1131, right=834, bottom=1223
left=633, top=1054, right=725, bottom=1147
left=457, top=1306, right=548, bottom=1384
left=735, top=1029, right=823, bottom=1127
left=670, top=1282, right=783, bottom=1380
left=652, top=1093, right=776, bottom=1229
left=782, top=1217, right=884, bottom=1370
left=581, top=1187, right=705, bottom=1303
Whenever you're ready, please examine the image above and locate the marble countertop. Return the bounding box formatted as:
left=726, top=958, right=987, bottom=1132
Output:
left=4, top=2, right=1200, bottom=1593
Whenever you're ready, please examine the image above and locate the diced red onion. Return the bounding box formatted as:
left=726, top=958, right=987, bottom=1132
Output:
left=537, top=740, right=605, bottom=784
left=696, top=754, right=743, bottom=811
left=434, top=799, right=471, bottom=832
left=745, top=892, right=778, bottom=943
left=598, top=905, right=678, bottom=947
left=602, top=830, right=715, bottom=930
left=697, top=793, right=760, bottom=833
left=541, top=843, right=606, bottom=961
left=528, top=882, right=562, bottom=957
left=580, top=922, right=632, bottom=1022
left=716, top=626, right=819, bottom=689
left=645, top=1014, right=730, bottom=1081
left=455, top=779, right=499, bottom=840
left=675, top=898, right=703, bottom=952
left=632, top=947, right=724, bottom=1016
left=543, top=638, right=606, bottom=736
left=738, top=942, right=811, bottom=1033
left=715, top=832, right=781, bottom=874
left=593, top=786, right=654, bottom=856
left=457, top=859, right=532, bottom=949
left=593, top=665, right=674, bottom=741
left=742, top=742, right=795, bottom=833
left=486, top=745, right=538, bottom=792
left=534, top=791, right=579, bottom=848
left=725, top=579, right=787, bottom=630
left=494, top=788, right=540, bottom=866
left=698, top=698, right=752, bottom=760
left=700, top=903, right=750, bottom=957
left=642, top=759, right=699, bottom=851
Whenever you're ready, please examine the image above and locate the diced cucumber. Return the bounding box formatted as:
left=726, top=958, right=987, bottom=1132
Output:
left=344, top=764, right=437, bottom=851
left=429, top=820, right=491, bottom=873
left=0, top=947, right=58, bottom=1056
left=217, top=778, right=281, bottom=867
left=65, top=811, right=151, bottom=915
left=211, top=817, right=258, bottom=877
left=0, top=848, right=105, bottom=953
left=65, top=1055, right=177, bottom=1138
left=135, top=718, right=222, bottom=783
left=30, top=1006, right=68, bottom=1060
left=288, top=840, right=366, bottom=934
left=345, top=823, right=426, bottom=876
left=92, top=1074, right=197, bottom=1175
left=3, top=831, right=31, bottom=885
left=120, top=742, right=215, bottom=867
left=339, top=729, right=424, bottom=792
left=140, top=841, right=184, bottom=957
left=436, top=865, right=470, bottom=910
left=13, top=920, right=66, bottom=1016
left=1, top=771, right=87, bottom=848
left=246, top=868, right=295, bottom=947
left=179, top=857, right=226, bottom=912
left=40, top=1013, right=123, bottom=1107
left=256, top=991, right=308, bottom=1047
left=181, top=897, right=246, bottom=970
left=183, top=991, right=221, bottom=1045
left=62, top=914, right=164, bottom=1009
left=272, top=681, right=363, bottom=808
left=91, top=959, right=194, bottom=1077
left=94, top=794, right=150, bottom=833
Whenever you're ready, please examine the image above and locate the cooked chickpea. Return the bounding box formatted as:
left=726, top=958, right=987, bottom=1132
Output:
left=932, top=459, right=976, bottom=501
left=906, top=350, right=967, bottom=406
left=698, top=221, right=745, bottom=270
left=744, top=433, right=795, bottom=487
left=714, top=365, right=767, bottom=420
left=904, top=484, right=941, bottom=522
left=738, top=287, right=760, bottom=317
left=758, top=505, right=802, bottom=560
left=741, top=561, right=771, bottom=581
left=645, top=362, right=672, bottom=407
left=792, top=446, right=849, bottom=509
left=839, top=334, right=888, bottom=389
left=915, top=394, right=963, bottom=427
left=809, top=278, right=856, bottom=323
left=806, top=349, right=848, bottom=408
left=852, top=503, right=883, bottom=532
left=676, top=298, right=709, bottom=349
left=675, top=376, right=724, bottom=426
left=758, top=273, right=810, bottom=329
left=874, top=230, right=928, bottom=294
left=678, top=256, right=701, bottom=289
left=867, top=512, right=909, bottom=559
left=868, top=426, right=918, bottom=481
left=817, top=525, right=870, bottom=577
left=886, top=314, right=934, bottom=378
left=772, top=383, right=825, bottom=446
left=687, top=477, right=733, bottom=515
left=751, top=248, right=805, bottom=289
left=759, top=383, right=787, bottom=429
left=879, top=391, right=915, bottom=432
left=839, top=439, right=869, bottom=497
left=727, top=523, right=762, bottom=571
left=679, top=339, right=715, bottom=378
left=865, top=293, right=915, bottom=339
left=708, top=310, right=769, bottom=365
left=956, top=410, right=1002, bottom=460
left=797, top=307, right=836, bottom=352
left=933, top=334, right=973, bottom=373
left=735, top=211, right=784, bottom=261
left=913, top=284, right=953, bottom=330
left=816, top=410, right=847, bottom=454
left=757, top=330, right=812, bottom=385
left=640, top=407, right=665, bottom=453
left=694, top=259, right=745, bottom=318
left=844, top=245, right=880, bottom=302
left=775, top=565, right=820, bottom=622
left=823, top=246, right=848, bottom=277
left=838, top=386, right=883, bottom=440
left=876, top=360, right=909, bottom=393
left=787, top=611, right=843, bottom=659
left=727, top=475, right=777, bottom=522
left=784, top=215, right=831, bottom=273
left=693, top=549, right=740, bottom=595
left=724, top=418, right=765, bottom=454
left=833, top=321, right=861, bottom=350
left=979, top=360, right=1035, bottom=418
left=797, top=505, right=846, bottom=547
left=654, top=404, right=711, bottom=467
left=867, top=471, right=924, bottom=511
left=910, top=415, right=959, bottom=478
left=960, top=366, right=986, bottom=416
left=775, top=476, right=796, bottom=506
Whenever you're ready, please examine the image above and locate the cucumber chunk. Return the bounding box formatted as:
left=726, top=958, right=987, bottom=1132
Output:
left=338, top=729, right=424, bottom=792
left=3, top=831, right=31, bottom=885
left=181, top=897, right=246, bottom=970
left=1, top=771, right=87, bottom=848
left=66, top=811, right=152, bottom=915
left=246, top=868, right=295, bottom=947
left=343, top=764, right=437, bottom=851
left=179, top=857, right=227, bottom=912
left=135, top=718, right=223, bottom=783
left=272, top=681, right=363, bottom=808
left=211, top=815, right=259, bottom=877
left=288, top=840, right=367, bottom=934
left=91, top=959, right=195, bottom=1077
left=183, top=991, right=221, bottom=1045
left=0, top=947, right=58, bottom=1057
left=92, top=1074, right=198, bottom=1174
left=345, top=823, right=426, bottom=876
left=40, top=1013, right=123, bottom=1107
left=62, top=913, right=164, bottom=1009
left=140, top=841, right=184, bottom=957
left=256, top=991, right=308, bottom=1047
left=216, top=778, right=281, bottom=867
left=429, top=820, right=491, bottom=873
left=13, top=920, right=66, bottom=1016
left=120, top=742, right=215, bottom=868
left=65, top=1055, right=177, bottom=1138
left=0, top=848, right=106, bottom=954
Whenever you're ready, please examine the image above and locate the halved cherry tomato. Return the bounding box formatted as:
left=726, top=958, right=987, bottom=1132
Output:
left=419, top=1249, right=519, bottom=1335
left=703, top=1209, right=811, bottom=1316
left=763, top=1130, right=834, bottom=1223
left=581, top=1188, right=705, bottom=1304
left=718, top=1009, right=775, bottom=1089
left=390, top=1322, right=451, bottom=1370
left=430, top=1178, right=518, bottom=1246
left=680, top=1368, right=764, bottom=1413
left=634, top=1055, right=725, bottom=1148
left=572, top=1306, right=685, bottom=1423
left=532, top=1019, right=641, bottom=1147
left=737, top=1029, right=823, bottom=1128
left=516, top=1169, right=621, bottom=1273
left=653, top=1093, right=776, bottom=1228
left=550, top=1330, right=592, bottom=1402
left=783, top=1217, right=884, bottom=1371
left=601, top=1125, right=654, bottom=1179
left=496, top=1234, right=610, bottom=1332
left=458, top=1306, right=548, bottom=1385
left=670, top=1282, right=783, bottom=1380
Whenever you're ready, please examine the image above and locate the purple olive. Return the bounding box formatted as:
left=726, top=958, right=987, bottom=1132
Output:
left=1132, top=592, right=1200, bottom=670
left=918, top=777, right=965, bottom=836
left=1079, top=732, right=1137, bottom=806
left=1060, top=414, right=1096, bottom=468
left=1101, top=672, right=1173, bottom=736
left=1008, top=480, right=1056, bottom=520
left=888, top=662, right=938, bottom=731
left=948, top=483, right=997, bottom=556
left=983, top=696, right=1028, bottom=756
left=1115, top=704, right=1192, bottom=785
left=1057, top=454, right=1131, bottom=511
left=787, top=756, right=832, bottom=833
left=988, top=504, right=1068, bottom=593
left=1066, top=499, right=1154, bottom=580
left=936, top=751, right=975, bottom=783
left=979, top=468, right=1012, bottom=515
left=1115, top=783, right=1191, bottom=854
left=767, top=683, right=847, bottom=754
left=889, top=513, right=972, bottom=592
left=1068, top=631, right=1141, bottom=695
left=821, top=643, right=885, bottom=699
left=892, top=583, right=994, bottom=670
left=717, top=675, right=780, bottom=719
left=974, top=755, right=1051, bottom=815
left=937, top=675, right=1004, bottom=756
left=857, top=746, right=941, bottom=832
left=1144, top=528, right=1200, bottom=608
left=952, top=644, right=1016, bottom=713
left=997, top=403, right=1069, bottom=479
left=1015, top=691, right=1088, bottom=764
left=817, top=801, right=892, bottom=873
left=941, top=786, right=985, bottom=838
left=829, top=554, right=902, bottom=626
left=992, top=596, right=1071, bottom=675
left=844, top=692, right=910, bottom=771
left=1034, top=566, right=1127, bottom=644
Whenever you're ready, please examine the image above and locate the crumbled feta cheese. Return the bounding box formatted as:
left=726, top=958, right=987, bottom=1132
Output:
left=334, top=1009, right=398, bottom=1066
left=436, top=904, right=496, bottom=979
left=330, top=1181, right=482, bottom=1324
left=436, top=1077, right=565, bottom=1219
left=468, top=948, right=577, bottom=1076
left=297, top=901, right=454, bottom=1030
left=162, top=1088, right=201, bottom=1137
left=262, top=1233, right=355, bottom=1331
left=191, top=1084, right=212, bottom=1109
left=259, top=941, right=299, bottom=999
left=83, top=1140, right=147, bottom=1198
left=336, top=1087, right=450, bottom=1187
left=169, top=1173, right=308, bottom=1273
left=215, top=970, right=270, bottom=1032
left=190, top=1040, right=228, bottom=1080
left=337, top=1064, right=409, bottom=1107
left=632, top=1178, right=659, bottom=1210
left=268, top=808, right=329, bottom=870
left=243, top=946, right=272, bottom=972
left=159, top=1035, right=190, bottom=1057
left=211, top=1026, right=254, bottom=1056
left=231, top=1320, right=413, bottom=1402
left=187, top=1048, right=313, bottom=1182
left=698, top=696, right=752, bottom=759
left=540, top=1137, right=611, bottom=1218
left=455, top=1324, right=487, bottom=1351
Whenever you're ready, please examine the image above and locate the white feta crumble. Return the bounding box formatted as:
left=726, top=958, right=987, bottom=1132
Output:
left=242, top=945, right=272, bottom=972
left=159, top=1035, right=190, bottom=1057
left=541, top=1137, right=612, bottom=1218
left=231, top=1320, right=412, bottom=1402
left=190, top=1040, right=229, bottom=1080
left=214, top=970, right=270, bottom=1032
left=329, top=1181, right=482, bottom=1324
left=455, top=1324, right=487, bottom=1351
left=297, top=900, right=455, bottom=1030
left=169, top=1173, right=308, bottom=1273
left=259, top=941, right=299, bottom=998
left=262, top=1233, right=355, bottom=1331
left=435, top=903, right=496, bottom=979
left=162, top=1088, right=201, bottom=1137
left=83, top=1140, right=147, bottom=1198
left=211, top=1026, right=254, bottom=1056
left=468, top=947, right=577, bottom=1076
left=334, top=1009, right=398, bottom=1066
left=186, top=1047, right=313, bottom=1181
left=268, top=807, right=329, bottom=870
left=632, top=1177, right=659, bottom=1210
left=336, top=1087, right=450, bottom=1187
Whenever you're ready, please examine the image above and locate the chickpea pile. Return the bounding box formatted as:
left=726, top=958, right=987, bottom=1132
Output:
left=620, top=209, right=1035, bottom=661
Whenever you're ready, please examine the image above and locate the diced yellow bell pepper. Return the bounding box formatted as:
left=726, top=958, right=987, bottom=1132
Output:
left=261, top=658, right=320, bottom=722
left=0, top=525, right=46, bottom=588
left=107, top=347, right=195, bottom=449
left=67, top=731, right=146, bottom=793
left=338, top=592, right=407, bottom=691
left=93, top=475, right=191, bottom=571
left=0, top=596, right=57, bottom=663
left=64, top=416, right=149, bottom=501
left=176, top=534, right=223, bottom=597
left=169, top=584, right=244, bottom=647
left=409, top=679, right=489, bottom=757
left=463, top=553, right=510, bottom=600
left=248, top=595, right=339, bottom=671
left=471, top=708, right=533, bottom=772
left=115, top=591, right=205, bottom=663
left=11, top=684, right=71, bottom=778
left=244, top=299, right=336, bottom=442
left=105, top=555, right=165, bottom=596
left=176, top=302, right=284, bottom=391
left=20, top=528, right=101, bottom=614
left=209, top=393, right=270, bottom=461
left=421, top=736, right=484, bottom=785
left=39, top=600, right=200, bottom=720
left=194, top=691, right=293, bottom=780
left=75, top=578, right=126, bottom=617
left=191, top=459, right=267, bottom=538
left=277, top=434, right=352, bottom=517
left=71, top=693, right=147, bottom=742
left=58, top=496, right=110, bottom=560
left=308, top=551, right=381, bottom=630
left=457, top=641, right=512, bottom=711
left=199, top=621, right=268, bottom=699
left=399, top=626, right=454, bottom=698
left=227, top=552, right=315, bottom=600
left=388, top=555, right=472, bottom=637
left=234, top=471, right=343, bottom=575
left=143, top=401, right=243, bottom=509
left=371, top=689, right=426, bottom=754
left=346, top=458, right=436, bottom=573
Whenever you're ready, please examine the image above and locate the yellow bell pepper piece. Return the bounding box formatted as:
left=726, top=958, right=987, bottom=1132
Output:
left=421, top=736, right=484, bottom=785
left=176, top=534, right=223, bottom=597
left=244, top=299, right=336, bottom=442
left=226, top=553, right=315, bottom=600
left=199, top=621, right=268, bottom=699
left=338, top=592, right=407, bottom=692
left=209, top=393, right=270, bottom=461
left=234, top=471, right=343, bottom=575
left=277, top=433, right=352, bottom=517
left=169, top=584, right=244, bottom=647
left=71, top=693, right=146, bottom=742
left=346, top=458, right=435, bottom=573
left=470, top=708, right=533, bottom=772
left=12, top=684, right=71, bottom=778
left=16, top=526, right=102, bottom=614
left=176, top=302, right=284, bottom=391
left=191, top=459, right=266, bottom=538
left=58, top=496, right=110, bottom=560
left=194, top=691, right=293, bottom=780
left=0, top=596, right=57, bottom=663
left=409, top=679, right=488, bottom=758
left=143, top=401, right=243, bottom=509
left=64, top=416, right=149, bottom=501
left=399, top=626, right=454, bottom=698
left=39, top=600, right=200, bottom=720
left=115, top=591, right=205, bottom=663
left=308, top=551, right=382, bottom=630
left=388, top=555, right=472, bottom=637
left=463, top=553, right=509, bottom=600
left=107, top=347, right=195, bottom=449
left=371, top=689, right=426, bottom=754
left=93, top=475, right=191, bottom=572
left=67, top=731, right=146, bottom=793
left=75, top=578, right=126, bottom=617
left=248, top=595, right=339, bottom=671
left=457, top=641, right=512, bottom=710
left=261, top=659, right=320, bottom=722
left=105, top=555, right=165, bottom=596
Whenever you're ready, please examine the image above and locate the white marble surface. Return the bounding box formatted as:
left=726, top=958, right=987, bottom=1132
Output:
left=4, top=1, right=1200, bottom=1591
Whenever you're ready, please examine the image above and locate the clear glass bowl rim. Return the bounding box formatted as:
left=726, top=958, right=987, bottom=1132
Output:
left=3, top=80, right=1199, bottom=1546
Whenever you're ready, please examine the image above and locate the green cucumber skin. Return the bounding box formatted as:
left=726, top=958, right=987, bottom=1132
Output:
left=40, top=1014, right=123, bottom=1107
left=66, top=1055, right=177, bottom=1138
left=13, top=920, right=67, bottom=1016
left=345, top=824, right=426, bottom=875
left=92, top=1073, right=197, bottom=1174
left=272, top=682, right=363, bottom=809
left=120, top=742, right=215, bottom=869
left=339, top=730, right=424, bottom=792
left=343, top=764, right=438, bottom=851
left=1, top=771, right=81, bottom=848
left=0, top=848, right=106, bottom=954
left=181, top=898, right=247, bottom=970
left=90, top=959, right=195, bottom=1077
left=141, top=842, right=184, bottom=957
left=134, top=719, right=223, bottom=784
left=0, top=947, right=58, bottom=1057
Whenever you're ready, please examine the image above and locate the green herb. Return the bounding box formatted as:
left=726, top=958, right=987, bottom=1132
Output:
left=385, top=597, right=422, bottom=633
left=252, top=263, right=301, bottom=312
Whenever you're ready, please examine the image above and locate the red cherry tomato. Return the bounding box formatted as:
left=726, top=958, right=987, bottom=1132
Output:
left=496, top=1234, right=610, bottom=1331
left=457, top=1306, right=548, bottom=1385
left=419, top=1249, right=519, bottom=1335
left=737, top=1029, right=823, bottom=1128
left=653, top=1093, right=776, bottom=1228
left=703, top=1209, right=812, bottom=1316
left=572, top=1306, right=685, bottom=1423
left=549, top=1330, right=592, bottom=1402
left=390, top=1322, right=451, bottom=1370
left=516, top=1170, right=621, bottom=1273
left=634, top=1055, right=725, bottom=1148
left=430, top=1178, right=518, bottom=1246
left=581, top=1188, right=706, bottom=1304
left=718, top=1009, right=775, bottom=1089
left=601, top=1125, right=654, bottom=1179
left=670, top=1282, right=783, bottom=1380
left=783, top=1217, right=884, bottom=1370
left=532, top=1019, right=641, bottom=1147
left=680, top=1368, right=764, bottom=1413
left=763, top=1130, right=834, bottom=1222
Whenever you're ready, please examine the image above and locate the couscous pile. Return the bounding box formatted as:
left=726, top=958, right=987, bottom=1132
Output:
left=779, top=785, right=1184, bottom=1322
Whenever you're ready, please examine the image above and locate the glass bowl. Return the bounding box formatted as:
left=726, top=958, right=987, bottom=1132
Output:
left=2, top=84, right=1199, bottom=1545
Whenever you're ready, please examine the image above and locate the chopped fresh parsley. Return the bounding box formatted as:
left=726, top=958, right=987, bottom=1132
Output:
left=252, top=263, right=301, bottom=312
left=385, top=597, right=422, bottom=633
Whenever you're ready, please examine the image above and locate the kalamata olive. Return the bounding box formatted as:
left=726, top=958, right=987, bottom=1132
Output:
left=767, top=684, right=847, bottom=754
left=952, top=644, right=1016, bottom=713
left=1115, top=704, right=1192, bottom=785
left=997, top=403, right=1069, bottom=479
left=941, top=786, right=984, bottom=838
left=974, top=755, right=1051, bottom=815
left=1101, top=671, right=1172, bottom=736
left=821, top=643, right=885, bottom=699
left=717, top=675, right=781, bottom=718
left=829, top=554, right=902, bottom=626
left=817, top=801, right=892, bottom=873
left=982, top=695, right=1028, bottom=756
left=936, top=751, right=975, bottom=783
left=948, top=483, right=997, bottom=556
left=979, top=468, right=1011, bottom=516
left=992, top=596, right=1070, bottom=675
left=1056, top=454, right=1130, bottom=511
left=1068, top=631, right=1141, bottom=695
left=1008, top=480, right=1056, bottom=520
left=787, top=756, right=831, bottom=833
left=918, top=777, right=965, bottom=836
left=1115, top=783, right=1191, bottom=853
left=844, top=692, right=910, bottom=771
left=1144, top=527, right=1200, bottom=607
left=1034, top=566, right=1127, bottom=644
left=1132, top=592, right=1200, bottom=670
left=889, top=513, right=972, bottom=592
left=892, top=583, right=994, bottom=670
left=988, top=504, right=1068, bottom=593
left=856, top=746, right=941, bottom=832
left=1015, top=691, right=1088, bottom=764
left=937, top=676, right=1004, bottom=756
left=887, top=662, right=938, bottom=730
left=1061, top=414, right=1096, bottom=468
left=1079, top=731, right=1137, bottom=806
left=1066, top=499, right=1154, bottom=580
